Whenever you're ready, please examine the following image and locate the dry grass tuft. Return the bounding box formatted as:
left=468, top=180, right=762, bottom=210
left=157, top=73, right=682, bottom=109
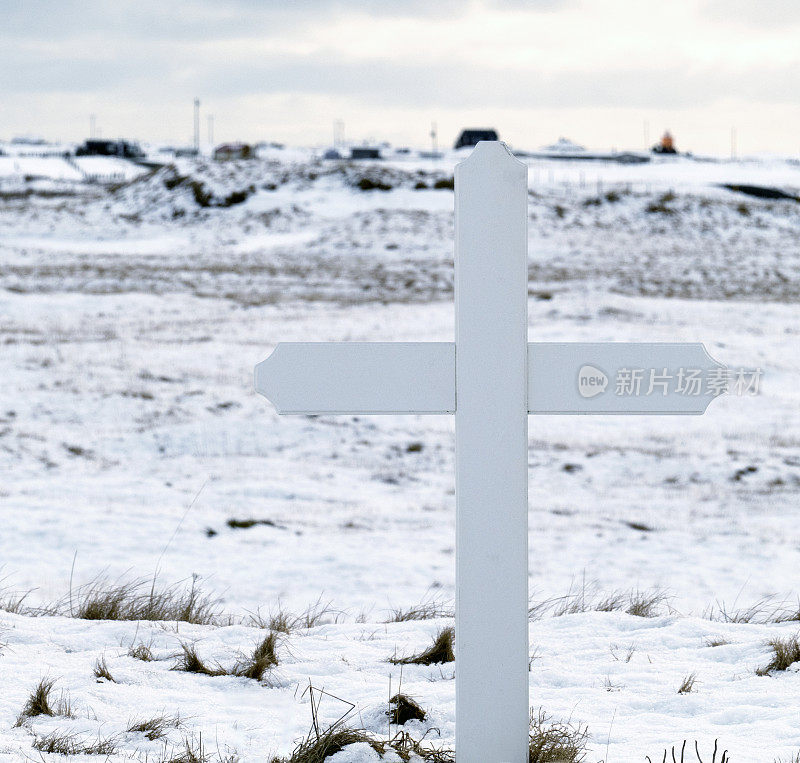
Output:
left=233, top=632, right=280, bottom=680
left=0, top=589, right=34, bottom=615
left=273, top=726, right=384, bottom=763
left=33, top=731, right=118, bottom=755
left=127, top=713, right=182, bottom=741
left=129, top=641, right=156, bottom=661
left=677, top=672, right=698, bottom=694
left=626, top=589, right=667, bottom=618
left=389, top=627, right=455, bottom=666
left=705, top=637, right=730, bottom=648
left=756, top=634, right=800, bottom=676
left=706, top=595, right=797, bottom=625
left=68, top=575, right=222, bottom=624
left=528, top=709, right=588, bottom=762
left=388, top=693, right=426, bottom=725
left=15, top=678, right=73, bottom=726
left=93, top=655, right=116, bottom=682
left=160, top=735, right=212, bottom=762
left=529, top=583, right=668, bottom=621
left=250, top=598, right=340, bottom=633
left=387, top=599, right=453, bottom=622
left=174, top=634, right=279, bottom=681
left=173, top=643, right=227, bottom=677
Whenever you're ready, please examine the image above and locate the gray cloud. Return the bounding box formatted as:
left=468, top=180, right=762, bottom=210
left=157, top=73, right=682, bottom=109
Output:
left=8, top=39, right=799, bottom=114
left=1, top=0, right=571, bottom=43
left=701, top=0, right=800, bottom=28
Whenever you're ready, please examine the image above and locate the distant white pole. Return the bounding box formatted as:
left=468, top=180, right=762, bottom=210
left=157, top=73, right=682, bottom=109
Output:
left=333, top=119, right=345, bottom=149
left=193, top=98, right=200, bottom=152
left=731, top=126, right=737, bottom=160
left=454, top=141, right=529, bottom=762
left=431, top=121, right=438, bottom=156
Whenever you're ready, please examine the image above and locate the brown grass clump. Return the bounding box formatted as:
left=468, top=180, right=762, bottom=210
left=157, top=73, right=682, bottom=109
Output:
left=706, top=596, right=789, bottom=624
left=14, top=678, right=73, bottom=726
left=757, top=634, right=800, bottom=675
left=677, top=672, right=698, bottom=694
left=529, top=584, right=668, bottom=621
left=528, top=709, right=588, bottom=762
left=127, top=713, right=182, bottom=741
left=389, top=627, right=454, bottom=666
left=173, top=634, right=279, bottom=681
left=626, top=589, right=666, bottom=618
left=93, top=656, right=116, bottom=682
left=250, top=598, right=340, bottom=633
left=233, top=633, right=280, bottom=680
left=128, top=642, right=156, bottom=661
left=173, top=643, right=226, bottom=677
left=387, top=599, right=452, bottom=622
left=274, top=726, right=384, bottom=763
left=33, top=731, right=117, bottom=755
left=388, top=693, right=426, bottom=725
left=69, top=575, right=221, bottom=624
left=0, top=589, right=33, bottom=615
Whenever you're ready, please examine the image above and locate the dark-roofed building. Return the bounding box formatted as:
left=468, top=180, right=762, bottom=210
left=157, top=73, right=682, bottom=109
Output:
left=454, top=129, right=499, bottom=149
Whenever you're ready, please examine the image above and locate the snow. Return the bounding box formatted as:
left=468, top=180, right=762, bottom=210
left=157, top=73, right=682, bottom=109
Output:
left=1, top=151, right=800, bottom=761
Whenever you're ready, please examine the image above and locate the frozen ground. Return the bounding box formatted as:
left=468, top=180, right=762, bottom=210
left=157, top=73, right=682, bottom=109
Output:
left=1, top=151, right=800, bottom=761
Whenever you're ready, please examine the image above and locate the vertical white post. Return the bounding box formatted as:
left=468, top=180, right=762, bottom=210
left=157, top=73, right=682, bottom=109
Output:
left=455, top=141, right=529, bottom=762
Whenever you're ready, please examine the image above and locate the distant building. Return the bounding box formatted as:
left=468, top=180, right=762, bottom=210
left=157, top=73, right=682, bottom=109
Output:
left=652, top=131, right=677, bottom=155
left=75, top=139, right=144, bottom=159
left=213, top=143, right=253, bottom=160
left=454, top=129, right=499, bottom=149
left=350, top=147, right=381, bottom=160
left=11, top=135, right=47, bottom=145
left=540, top=137, right=586, bottom=154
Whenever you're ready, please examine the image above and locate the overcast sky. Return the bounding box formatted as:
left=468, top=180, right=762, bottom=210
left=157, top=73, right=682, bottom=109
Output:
left=4, top=0, right=800, bottom=154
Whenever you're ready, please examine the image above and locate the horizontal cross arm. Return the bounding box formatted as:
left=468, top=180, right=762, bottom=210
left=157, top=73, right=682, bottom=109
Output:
left=255, top=341, right=725, bottom=415
left=528, top=342, right=724, bottom=415
left=255, top=342, right=455, bottom=414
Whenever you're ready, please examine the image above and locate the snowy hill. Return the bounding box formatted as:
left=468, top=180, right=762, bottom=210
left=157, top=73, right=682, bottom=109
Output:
left=1, top=149, right=799, bottom=761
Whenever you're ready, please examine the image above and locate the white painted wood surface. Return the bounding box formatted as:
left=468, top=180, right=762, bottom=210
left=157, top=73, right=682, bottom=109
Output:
left=528, top=342, right=724, bottom=414
left=255, top=342, right=454, bottom=414
left=454, top=141, right=530, bottom=762
left=256, top=342, right=723, bottom=416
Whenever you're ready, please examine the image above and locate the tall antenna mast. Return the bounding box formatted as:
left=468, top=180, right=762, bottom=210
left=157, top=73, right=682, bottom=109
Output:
left=333, top=119, right=345, bottom=148
left=193, top=97, right=200, bottom=152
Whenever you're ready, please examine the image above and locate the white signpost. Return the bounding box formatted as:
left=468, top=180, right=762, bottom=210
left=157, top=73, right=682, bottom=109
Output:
left=255, top=141, right=724, bottom=763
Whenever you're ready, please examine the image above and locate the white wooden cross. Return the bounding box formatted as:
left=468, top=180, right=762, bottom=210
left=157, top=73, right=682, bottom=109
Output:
left=255, top=142, right=723, bottom=763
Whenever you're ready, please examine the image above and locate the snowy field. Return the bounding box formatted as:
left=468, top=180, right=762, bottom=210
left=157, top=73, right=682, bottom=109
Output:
left=1, top=151, right=800, bottom=761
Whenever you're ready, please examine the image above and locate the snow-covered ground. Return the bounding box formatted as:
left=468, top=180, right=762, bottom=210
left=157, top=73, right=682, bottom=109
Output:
left=1, top=151, right=799, bottom=761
